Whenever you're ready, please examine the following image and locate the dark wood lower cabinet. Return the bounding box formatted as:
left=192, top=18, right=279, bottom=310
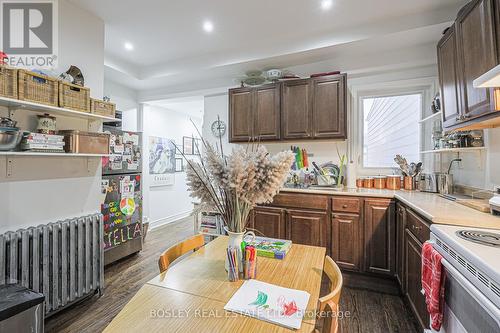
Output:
left=364, top=199, right=396, bottom=276
left=286, top=209, right=326, bottom=247
left=404, top=229, right=429, bottom=330
left=331, top=213, right=362, bottom=271
left=395, top=203, right=407, bottom=291
left=256, top=193, right=431, bottom=331
left=250, top=207, right=285, bottom=239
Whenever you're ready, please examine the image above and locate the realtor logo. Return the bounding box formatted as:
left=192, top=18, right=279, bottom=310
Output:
left=0, top=0, right=58, bottom=68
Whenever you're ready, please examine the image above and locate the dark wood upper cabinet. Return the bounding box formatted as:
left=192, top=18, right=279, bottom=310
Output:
left=254, top=84, right=281, bottom=141
left=438, top=26, right=461, bottom=128
left=363, top=199, right=395, bottom=276
left=286, top=209, right=326, bottom=248
left=281, top=79, right=312, bottom=139
left=250, top=206, right=285, bottom=239
left=438, top=0, right=500, bottom=130
left=229, top=87, right=254, bottom=142
left=311, top=74, right=347, bottom=139
left=455, top=0, right=498, bottom=119
left=331, top=213, right=362, bottom=271
left=229, top=84, right=280, bottom=142
left=229, top=75, right=348, bottom=142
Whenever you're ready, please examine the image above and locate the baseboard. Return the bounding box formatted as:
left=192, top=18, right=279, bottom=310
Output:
left=149, top=210, right=194, bottom=230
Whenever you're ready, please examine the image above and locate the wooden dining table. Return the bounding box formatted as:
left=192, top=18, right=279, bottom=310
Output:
left=104, top=236, right=326, bottom=333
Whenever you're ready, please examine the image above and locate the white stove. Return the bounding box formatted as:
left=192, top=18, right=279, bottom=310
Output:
left=430, top=224, right=500, bottom=333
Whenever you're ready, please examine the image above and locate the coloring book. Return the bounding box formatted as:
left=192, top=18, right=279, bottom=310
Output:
left=244, top=236, right=292, bottom=259
left=223, top=279, right=310, bottom=329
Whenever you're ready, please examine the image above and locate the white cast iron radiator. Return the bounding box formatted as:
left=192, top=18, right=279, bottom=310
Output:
left=0, top=213, right=104, bottom=316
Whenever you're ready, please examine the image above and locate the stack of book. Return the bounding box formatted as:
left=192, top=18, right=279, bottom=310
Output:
left=199, top=212, right=225, bottom=235
left=244, top=236, right=292, bottom=260
left=20, top=133, right=65, bottom=153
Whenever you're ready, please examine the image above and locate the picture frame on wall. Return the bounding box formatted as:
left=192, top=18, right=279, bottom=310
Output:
left=193, top=138, right=202, bottom=155
left=175, top=158, right=184, bottom=172
left=183, top=136, right=194, bottom=155
left=148, top=136, right=176, bottom=187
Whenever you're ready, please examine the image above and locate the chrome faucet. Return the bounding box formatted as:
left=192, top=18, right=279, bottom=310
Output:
left=447, top=158, right=462, bottom=174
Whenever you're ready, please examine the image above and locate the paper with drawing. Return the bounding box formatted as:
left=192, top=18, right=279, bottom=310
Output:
left=224, top=279, right=310, bottom=329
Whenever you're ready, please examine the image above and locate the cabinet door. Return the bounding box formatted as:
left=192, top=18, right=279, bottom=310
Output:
left=281, top=79, right=312, bottom=139
left=331, top=213, right=361, bottom=271
left=286, top=209, right=326, bottom=247
left=438, top=27, right=462, bottom=128
left=456, top=0, right=498, bottom=119
left=405, top=229, right=429, bottom=330
left=311, top=75, right=347, bottom=139
left=229, top=87, right=253, bottom=142
left=254, top=84, right=281, bottom=141
left=364, top=199, right=395, bottom=276
left=251, top=207, right=285, bottom=239
left=395, top=203, right=407, bottom=291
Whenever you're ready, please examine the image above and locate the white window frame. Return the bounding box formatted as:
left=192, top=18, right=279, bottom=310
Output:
left=360, top=90, right=423, bottom=172
left=348, top=77, right=438, bottom=179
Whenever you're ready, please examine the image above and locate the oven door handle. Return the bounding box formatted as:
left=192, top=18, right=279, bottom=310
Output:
left=441, top=258, right=500, bottom=323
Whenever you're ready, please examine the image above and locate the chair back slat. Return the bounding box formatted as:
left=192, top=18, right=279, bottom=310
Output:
left=158, top=234, right=205, bottom=273
left=317, top=256, right=343, bottom=333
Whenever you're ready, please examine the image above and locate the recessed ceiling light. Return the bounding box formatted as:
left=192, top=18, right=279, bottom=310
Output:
left=124, top=42, right=134, bottom=51
left=321, top=0, right=333, bottom=10
left=203, top=20, right=214, bottom=33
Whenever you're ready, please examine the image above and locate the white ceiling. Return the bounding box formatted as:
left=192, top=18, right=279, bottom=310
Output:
left=69, top=0, right=468, bottom=95
left=146, top=96, right=204, bottom=119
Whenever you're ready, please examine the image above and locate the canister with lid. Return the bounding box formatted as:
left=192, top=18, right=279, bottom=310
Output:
left=386, top=175, right=402, bottom=190
left=363, top=177, right=374, bottom=188
left=373, top=176, right=387, bottom=189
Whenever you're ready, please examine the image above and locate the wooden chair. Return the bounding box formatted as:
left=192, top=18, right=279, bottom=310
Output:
left=315, top=256, right=343, bottom=333
left=158, top=234, right=205, bottom=273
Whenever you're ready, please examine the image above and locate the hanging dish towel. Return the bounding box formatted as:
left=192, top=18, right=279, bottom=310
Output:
left=421, top=242, right=446, bottom=331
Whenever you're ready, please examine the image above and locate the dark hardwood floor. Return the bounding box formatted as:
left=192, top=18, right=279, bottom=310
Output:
left=46, top=217, right=419, bottom=333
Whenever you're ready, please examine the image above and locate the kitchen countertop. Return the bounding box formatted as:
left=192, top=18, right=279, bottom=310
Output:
left=280, top=187, right=500, bottom=230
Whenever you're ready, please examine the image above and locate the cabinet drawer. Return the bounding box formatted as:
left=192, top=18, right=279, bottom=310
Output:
left=406, top=209, right=430, bottom=244
left=272, top=193, right=328, bottom=210
left=332, top=197, right=361, bottom=213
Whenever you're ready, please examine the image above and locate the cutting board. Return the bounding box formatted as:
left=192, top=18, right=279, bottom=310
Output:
left=456, top=199, right=491, bottom=213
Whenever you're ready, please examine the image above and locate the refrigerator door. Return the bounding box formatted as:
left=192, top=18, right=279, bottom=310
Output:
left=102, top=129, right=142, bottom=175
left=101, top=174, right=143, bottom=264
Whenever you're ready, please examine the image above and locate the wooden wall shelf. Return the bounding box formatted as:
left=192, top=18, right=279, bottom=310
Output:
left=0, top=152, right=109, bottom=157
left=0, top=96, right=121, bottom=122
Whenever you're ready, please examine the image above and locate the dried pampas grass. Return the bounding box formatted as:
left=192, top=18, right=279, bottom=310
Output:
left=180, top=119, right=294, bottom=233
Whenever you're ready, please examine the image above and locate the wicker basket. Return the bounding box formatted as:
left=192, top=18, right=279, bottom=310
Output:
left=91, top=98, right=116, bottom=118
left=0, top=66, right=18, bottom=99
left=18, top=69, right=58, bottom=106
left=59, top=81, right=90, bottom=112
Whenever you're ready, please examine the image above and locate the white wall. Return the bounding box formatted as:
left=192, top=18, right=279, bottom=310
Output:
left=58, top=0, right=104, bottom=99
left=440, top=127, right=500, bottom=190
left=0, top=0, right=105, bottom=233
left=104, top=79, right=138, bottom=112
left=142, top=104, right=202, bottom=228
